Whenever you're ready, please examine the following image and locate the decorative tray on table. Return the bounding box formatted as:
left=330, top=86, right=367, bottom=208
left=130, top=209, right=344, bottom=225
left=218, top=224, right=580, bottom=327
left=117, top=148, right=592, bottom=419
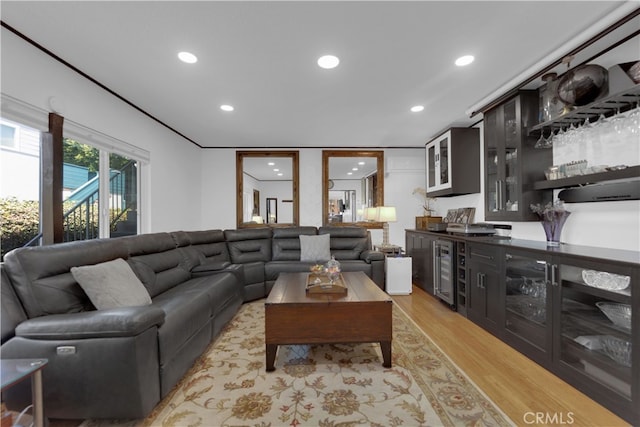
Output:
left=306, top=273, right=347, bottom=294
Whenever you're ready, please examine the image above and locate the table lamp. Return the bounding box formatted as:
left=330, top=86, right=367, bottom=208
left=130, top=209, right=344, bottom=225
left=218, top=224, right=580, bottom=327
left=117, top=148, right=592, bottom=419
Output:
left=376, top=206, right=397, bottom=247
left=364, top=207, right=378, bottom=221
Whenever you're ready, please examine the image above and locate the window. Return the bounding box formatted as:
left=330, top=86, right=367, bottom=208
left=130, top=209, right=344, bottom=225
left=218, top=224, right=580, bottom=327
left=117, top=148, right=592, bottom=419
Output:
left=62, top=137, right=141, bottom=242
left=0, top=119, right=41, bottom=258
left=1, top=94, right=149, bottom=256
left=1, top=122, right=18, bottom=148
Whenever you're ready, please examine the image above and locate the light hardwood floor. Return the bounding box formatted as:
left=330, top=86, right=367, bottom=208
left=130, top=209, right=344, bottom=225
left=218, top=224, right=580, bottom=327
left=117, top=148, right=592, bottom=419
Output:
left=392, top=285, right=629, bottom=427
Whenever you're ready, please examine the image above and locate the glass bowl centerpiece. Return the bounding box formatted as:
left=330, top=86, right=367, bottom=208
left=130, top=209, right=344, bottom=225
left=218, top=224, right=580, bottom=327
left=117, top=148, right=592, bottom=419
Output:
left=325, top=256, right=341, bottom=284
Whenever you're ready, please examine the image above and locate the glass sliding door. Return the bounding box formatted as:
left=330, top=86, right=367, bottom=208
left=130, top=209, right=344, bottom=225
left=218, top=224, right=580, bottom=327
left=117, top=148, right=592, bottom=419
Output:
left=63, top=138, right=139, bottom=241
left=62, top=138, right=100, bottom=241
left=108, top=152, right=138, bottom=237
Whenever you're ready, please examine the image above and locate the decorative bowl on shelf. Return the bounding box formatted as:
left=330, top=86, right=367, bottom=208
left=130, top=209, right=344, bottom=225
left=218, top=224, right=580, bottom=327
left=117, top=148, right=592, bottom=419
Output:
left=557, top=64, right=608, bottom=106
left=596, top=302, right=631, bottom=330
left=582, top=269, right=630, bottom=291
left=599, top=336, right=632, bottom=367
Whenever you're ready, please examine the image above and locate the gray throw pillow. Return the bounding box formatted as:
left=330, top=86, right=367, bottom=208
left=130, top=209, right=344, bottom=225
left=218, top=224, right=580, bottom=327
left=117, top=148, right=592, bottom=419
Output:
left=300, top=234, right=331, bottom=262
left=71, top=258, right=152, bottom=310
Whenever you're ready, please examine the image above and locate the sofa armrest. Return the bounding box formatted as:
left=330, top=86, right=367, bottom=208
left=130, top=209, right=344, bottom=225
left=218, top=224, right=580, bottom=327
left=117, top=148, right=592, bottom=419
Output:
left=15, top=306, right=165, bottom=340
left=360, top=250, right=385, bottom=263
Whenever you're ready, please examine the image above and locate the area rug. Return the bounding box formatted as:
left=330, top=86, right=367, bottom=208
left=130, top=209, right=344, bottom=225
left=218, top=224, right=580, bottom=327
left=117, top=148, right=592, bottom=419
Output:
left=84, top=300, right=513, bottom=427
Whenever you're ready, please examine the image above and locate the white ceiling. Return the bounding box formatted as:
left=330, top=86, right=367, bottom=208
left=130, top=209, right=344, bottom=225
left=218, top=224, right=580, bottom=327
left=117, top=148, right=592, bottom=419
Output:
left=1, top=1, right=636, bottom=150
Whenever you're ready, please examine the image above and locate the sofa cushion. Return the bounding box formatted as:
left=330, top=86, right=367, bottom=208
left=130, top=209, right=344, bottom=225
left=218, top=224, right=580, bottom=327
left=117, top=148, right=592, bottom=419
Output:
left=271, top=226, right=317, bottom=261
left=319, top=226, right=369, bottom=260
left=71, top=258, right=152, bottom=310
left=172, top=230, right=230, bottom=271
left=124, top=233, right=191, bottom=298
left=3, top=239, right=128, bottom=318
left=300, top=234, right=331, bottom=262
left=225, top=228, right=272, bottom=264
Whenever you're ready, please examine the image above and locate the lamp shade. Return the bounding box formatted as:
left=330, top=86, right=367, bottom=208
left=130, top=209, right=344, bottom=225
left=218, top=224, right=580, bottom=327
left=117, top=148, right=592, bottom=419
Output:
left=376, top=206, right=397, bottom=222
left=364, top=207, right=378, bottom=221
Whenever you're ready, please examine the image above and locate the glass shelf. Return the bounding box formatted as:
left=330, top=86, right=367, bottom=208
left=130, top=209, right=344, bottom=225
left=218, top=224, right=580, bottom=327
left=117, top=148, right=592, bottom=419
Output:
left=561, top=280, right=631, bottom=303
left=533, top=165, right=640, bottom=190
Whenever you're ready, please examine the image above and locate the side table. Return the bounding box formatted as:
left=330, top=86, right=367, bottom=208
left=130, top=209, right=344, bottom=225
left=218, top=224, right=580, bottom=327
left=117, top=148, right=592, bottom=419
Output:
left=374, top=244, right=403, bottom=257
left=1, top=359, right=48, bottom=427
left=385, top=256, right=412, bottom=295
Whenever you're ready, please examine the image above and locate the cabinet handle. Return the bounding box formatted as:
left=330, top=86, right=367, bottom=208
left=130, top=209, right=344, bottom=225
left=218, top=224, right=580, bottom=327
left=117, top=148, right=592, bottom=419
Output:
left=551, top=264, right=558, bottom=287
left=476, top=273, right=485, bottom=289
left=495, top=181, right=501, bottom=210
left=505, top=254, right=512, bottom=261
left=471, top=251, right=493, bottom=261
left=544, top=263, right=549, bottom=286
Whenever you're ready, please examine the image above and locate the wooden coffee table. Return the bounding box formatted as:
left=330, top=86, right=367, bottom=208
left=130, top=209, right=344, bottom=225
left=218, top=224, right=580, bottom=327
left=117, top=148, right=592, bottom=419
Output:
left=265, top=271, right=392, bottom=371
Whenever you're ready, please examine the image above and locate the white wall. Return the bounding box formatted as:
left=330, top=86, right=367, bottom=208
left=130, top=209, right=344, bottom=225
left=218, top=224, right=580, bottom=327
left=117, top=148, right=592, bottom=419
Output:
left=1, top=28, right=203, bottom=233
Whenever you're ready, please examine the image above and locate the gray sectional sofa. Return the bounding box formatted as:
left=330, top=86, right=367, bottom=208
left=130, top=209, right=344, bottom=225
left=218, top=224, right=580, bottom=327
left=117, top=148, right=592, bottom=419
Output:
left=0, top=226, right=384, bottom=420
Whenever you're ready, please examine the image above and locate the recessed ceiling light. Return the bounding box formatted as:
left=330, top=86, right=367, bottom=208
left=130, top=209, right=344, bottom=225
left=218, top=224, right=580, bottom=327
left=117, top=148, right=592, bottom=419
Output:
left=358, top=161, right=365, bottom=165
left=410, top=105, right=425, bottom=113
left=273, top=168, right=280, bottom=172
left=347, top=172, right=353, bottom=176
left=178, top=51, right=198, bottom=64
left=277, top=173, right=283, bottom=176
left=268, top=162, right=275, bottom=166
left=220, top=104, right=234, bottom=112
left=317, top=55, right=340, bottom=69
left=455, top=55, right=475, bottom=67
left=352, top=167, right=359, bottom=171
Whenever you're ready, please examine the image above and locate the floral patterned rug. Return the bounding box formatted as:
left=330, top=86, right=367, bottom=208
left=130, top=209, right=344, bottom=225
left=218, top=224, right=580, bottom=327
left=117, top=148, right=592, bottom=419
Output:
left=84, top=300, right=513, bottom=427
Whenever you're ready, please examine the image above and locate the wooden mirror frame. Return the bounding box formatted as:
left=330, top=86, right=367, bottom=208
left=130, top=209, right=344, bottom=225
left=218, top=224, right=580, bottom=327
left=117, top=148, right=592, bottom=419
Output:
left=322, top=150, right=384, bottom=227
left=236, top=151, right=299, bottom=228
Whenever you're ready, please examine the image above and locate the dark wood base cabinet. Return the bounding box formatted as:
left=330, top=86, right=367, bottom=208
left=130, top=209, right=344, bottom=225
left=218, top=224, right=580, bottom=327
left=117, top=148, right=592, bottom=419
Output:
left=471, top=240, right=639, bottom=425
left=466, top=243, right=503, bottom=337
left=406, top=230, right=437, bottom=295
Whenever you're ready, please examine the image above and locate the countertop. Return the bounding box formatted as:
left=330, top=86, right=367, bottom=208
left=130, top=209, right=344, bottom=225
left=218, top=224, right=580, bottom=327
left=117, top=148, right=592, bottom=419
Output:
left=406, top=229, right=640, bottom=266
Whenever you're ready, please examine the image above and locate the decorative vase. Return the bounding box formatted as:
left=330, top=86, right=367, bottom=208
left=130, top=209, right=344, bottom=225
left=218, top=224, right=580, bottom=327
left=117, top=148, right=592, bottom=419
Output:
left=540, top=72, right=562, bottom=122
left=540, top=211, right=571, bottom=247
left=325, top=256, right=341, bottom=284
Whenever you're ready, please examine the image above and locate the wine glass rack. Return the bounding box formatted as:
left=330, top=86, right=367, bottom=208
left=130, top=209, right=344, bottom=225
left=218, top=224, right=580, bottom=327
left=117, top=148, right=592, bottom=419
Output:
left=528, top=84, right=640, bottom=137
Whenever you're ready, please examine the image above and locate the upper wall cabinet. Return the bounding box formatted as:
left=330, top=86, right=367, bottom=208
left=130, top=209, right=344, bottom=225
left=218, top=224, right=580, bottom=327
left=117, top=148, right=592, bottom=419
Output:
left=484, top=91, right=552, bottom=221
left=425, top=128, right=480, bottom=197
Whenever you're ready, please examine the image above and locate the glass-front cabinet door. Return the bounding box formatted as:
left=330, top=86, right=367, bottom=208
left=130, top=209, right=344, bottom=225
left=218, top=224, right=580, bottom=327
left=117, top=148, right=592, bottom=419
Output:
left=425, top=131, right=452, bottom=193
left=483, top=91, right=551, bottom=221
left=502, top=99, right=519, bottom=212
left=504, top=250, right=552, bottom=365
left=554, top=258, right=635, bottom=416
left=484, top=108, right=500, bottom=214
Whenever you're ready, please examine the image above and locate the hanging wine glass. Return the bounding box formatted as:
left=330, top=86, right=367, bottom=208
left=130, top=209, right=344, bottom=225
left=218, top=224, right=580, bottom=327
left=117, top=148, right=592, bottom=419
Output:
left=565, top=121, right=578, bottom=145
left=574, top=117, right=593, bottom=146
left=555, top=126, right=567, bottom=146
left=609, top=108, right=625, bottom=135
left=627, top=102, right=640, bottom=135
left=593, top=113, right=608, bottom=129
left=535, top=130, right=547, bottom=149
left=545, top=129, right=558, bottom=148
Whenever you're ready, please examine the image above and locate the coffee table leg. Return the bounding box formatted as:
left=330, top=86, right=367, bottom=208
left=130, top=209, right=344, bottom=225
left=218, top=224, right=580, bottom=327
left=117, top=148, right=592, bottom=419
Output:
left=266, top=344, right=277, bottom=371
left=380, top=341, right=392, bottom=368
